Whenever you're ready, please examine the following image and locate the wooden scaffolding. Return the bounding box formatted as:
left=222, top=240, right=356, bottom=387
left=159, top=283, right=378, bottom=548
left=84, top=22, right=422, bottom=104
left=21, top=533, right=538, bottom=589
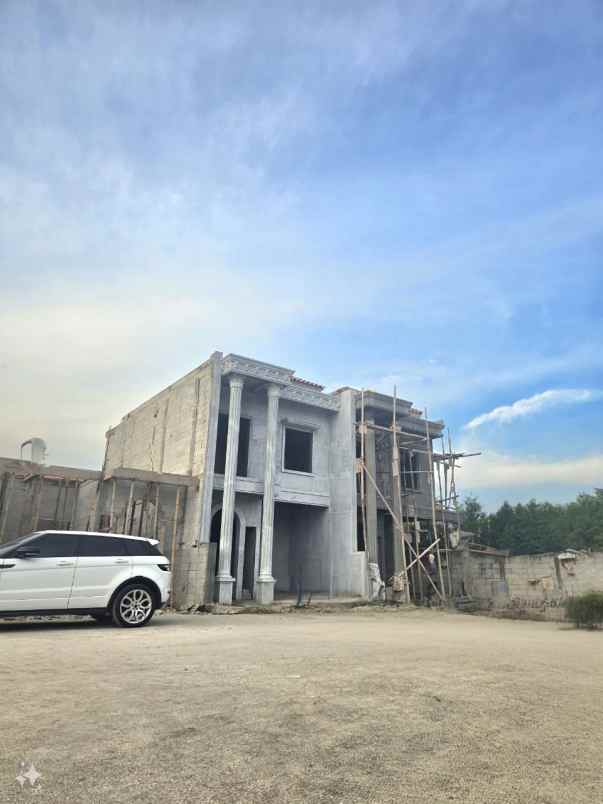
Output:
left=356, top=388, right=478, bottom=604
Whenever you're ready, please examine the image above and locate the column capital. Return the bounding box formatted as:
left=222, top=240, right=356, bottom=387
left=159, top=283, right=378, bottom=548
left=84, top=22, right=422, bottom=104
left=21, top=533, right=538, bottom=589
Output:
left=228, top=375, right=245, bottom=390
left=267, top=383, right=280, bottom=399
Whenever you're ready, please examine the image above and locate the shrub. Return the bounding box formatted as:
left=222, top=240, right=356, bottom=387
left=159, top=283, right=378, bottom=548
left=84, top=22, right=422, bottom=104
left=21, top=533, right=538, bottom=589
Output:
left=564, top=592, right=603, bottom=628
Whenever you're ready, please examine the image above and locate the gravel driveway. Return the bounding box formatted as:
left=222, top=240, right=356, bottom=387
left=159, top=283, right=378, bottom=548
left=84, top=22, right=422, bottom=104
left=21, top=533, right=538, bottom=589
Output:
left=1, top=607, right=602, bottom=803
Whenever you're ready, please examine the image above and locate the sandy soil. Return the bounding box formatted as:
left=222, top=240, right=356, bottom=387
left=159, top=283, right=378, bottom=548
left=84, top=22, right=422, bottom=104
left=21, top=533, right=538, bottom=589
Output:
left=1, top=607, right=602, bottom=803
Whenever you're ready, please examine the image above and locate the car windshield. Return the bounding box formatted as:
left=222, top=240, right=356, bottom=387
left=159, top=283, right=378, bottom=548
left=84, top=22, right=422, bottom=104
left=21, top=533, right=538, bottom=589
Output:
left=0, top=532, right=38, bottom=557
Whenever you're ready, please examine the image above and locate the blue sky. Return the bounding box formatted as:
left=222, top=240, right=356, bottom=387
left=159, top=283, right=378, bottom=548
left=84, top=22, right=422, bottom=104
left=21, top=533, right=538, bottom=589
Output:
left=1, top=0, right=602, bottom=510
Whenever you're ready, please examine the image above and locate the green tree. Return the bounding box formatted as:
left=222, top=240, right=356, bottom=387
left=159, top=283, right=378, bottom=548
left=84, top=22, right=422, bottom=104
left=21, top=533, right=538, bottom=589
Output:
left=459, top=495, right=487, bottom=540
left=464, top=490, right=603, bottom=555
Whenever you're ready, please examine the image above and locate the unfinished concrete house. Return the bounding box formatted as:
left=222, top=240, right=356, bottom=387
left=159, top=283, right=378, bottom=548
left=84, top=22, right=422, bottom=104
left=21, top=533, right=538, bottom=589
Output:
left=0, top=352, right=463, bottom=609
left=99, top=353, right=462, bottom=608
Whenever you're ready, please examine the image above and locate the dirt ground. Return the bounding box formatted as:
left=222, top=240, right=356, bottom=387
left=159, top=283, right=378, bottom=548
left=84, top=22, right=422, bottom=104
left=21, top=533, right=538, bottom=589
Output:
left=1, top=607, right=602, bottom=804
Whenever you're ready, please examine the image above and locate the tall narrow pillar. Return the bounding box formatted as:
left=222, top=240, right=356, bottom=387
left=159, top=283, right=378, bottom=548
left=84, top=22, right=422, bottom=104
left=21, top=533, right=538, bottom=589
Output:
left=256, top=384, right=280, bottom=604
left=216, top=375, right=244, bottom=605
left=365, top=416, right=379, bottom=568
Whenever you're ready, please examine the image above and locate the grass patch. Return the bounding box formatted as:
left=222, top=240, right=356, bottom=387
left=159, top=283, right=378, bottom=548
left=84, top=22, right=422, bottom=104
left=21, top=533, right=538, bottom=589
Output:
left=564, top=592, right=603, bottom=629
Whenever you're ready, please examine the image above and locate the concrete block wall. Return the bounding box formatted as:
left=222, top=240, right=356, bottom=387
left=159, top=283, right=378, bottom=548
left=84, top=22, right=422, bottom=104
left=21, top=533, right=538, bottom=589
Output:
left=458, top=550, right=510, bottom=608
left=105, top=359, right=214, bottom=477
left=0, top=459, right=101, bottom=541
left=503, top=551, right=603, bottom=619
left=451, top=545, right=603, bottom=621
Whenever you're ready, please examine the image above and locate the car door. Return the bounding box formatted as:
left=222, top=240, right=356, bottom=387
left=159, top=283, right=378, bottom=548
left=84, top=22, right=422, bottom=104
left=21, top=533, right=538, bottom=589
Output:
left=0, top=532, right=78, bottom=611
left=69, top=534, right=132, bottom=609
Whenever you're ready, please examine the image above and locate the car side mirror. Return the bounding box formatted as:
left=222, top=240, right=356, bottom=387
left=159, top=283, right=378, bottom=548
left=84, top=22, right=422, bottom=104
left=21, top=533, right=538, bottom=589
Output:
left=15, top=548, right=40, bottom=559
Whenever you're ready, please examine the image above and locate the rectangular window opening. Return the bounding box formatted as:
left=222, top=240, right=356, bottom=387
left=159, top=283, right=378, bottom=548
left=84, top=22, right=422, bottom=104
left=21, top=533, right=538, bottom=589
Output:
left=284, top=427, right=313, bottom=473
left=214, top=414, right=250, bottom=477
left=400, top=450, right=419, bottom=490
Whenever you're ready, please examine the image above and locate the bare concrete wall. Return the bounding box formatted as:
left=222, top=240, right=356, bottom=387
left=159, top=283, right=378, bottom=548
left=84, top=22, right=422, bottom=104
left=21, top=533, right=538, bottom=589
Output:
left=451, top=545, right=603, bottom=621
left=0, top=458, right=100, bottom=541
left=452, top=548, right=509, bottom=608
left=502, top=551, right=603, bottom=620
left=272, top=503, right=330, bottom=594
left=105, top=358, right=215, bottom=477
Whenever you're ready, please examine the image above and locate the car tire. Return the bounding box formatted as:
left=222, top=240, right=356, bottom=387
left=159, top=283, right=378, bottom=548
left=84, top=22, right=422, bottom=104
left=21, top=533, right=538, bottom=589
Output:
left=111, top=583, right=156, bottom=628
left=90, top=613, right=112, bottom=624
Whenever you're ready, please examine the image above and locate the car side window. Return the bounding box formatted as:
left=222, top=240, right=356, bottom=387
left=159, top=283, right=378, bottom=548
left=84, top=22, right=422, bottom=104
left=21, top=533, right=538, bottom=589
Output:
left=26, top=533, right=78, bottom=558
left=124, top=539, right=162, bottom=557
left=78, top=535, right=129, bottom=557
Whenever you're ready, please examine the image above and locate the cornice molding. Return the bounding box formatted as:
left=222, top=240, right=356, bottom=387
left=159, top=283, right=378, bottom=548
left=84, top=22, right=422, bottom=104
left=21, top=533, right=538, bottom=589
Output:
left=221, top=354, right=340, bottom=411
left=222, top=355, right=292, bottom=385
left=280, top=384, right=340, bottom=411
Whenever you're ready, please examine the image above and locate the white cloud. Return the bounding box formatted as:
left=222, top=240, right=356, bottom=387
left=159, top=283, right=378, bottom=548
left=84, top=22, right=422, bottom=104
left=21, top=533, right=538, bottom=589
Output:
left=458, top=450, right=603, bottom=490
left=465, top=389, right=603, bottom=430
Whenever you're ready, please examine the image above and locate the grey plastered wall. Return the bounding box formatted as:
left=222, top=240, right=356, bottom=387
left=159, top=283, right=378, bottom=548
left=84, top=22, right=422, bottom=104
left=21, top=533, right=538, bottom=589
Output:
left=327, top=389, right=366, bottom=596
left=222, top=385, right=334, bottom=504
left=276, top=398, right=332, bottom=501
left=272, top=503, right=329, bottom=593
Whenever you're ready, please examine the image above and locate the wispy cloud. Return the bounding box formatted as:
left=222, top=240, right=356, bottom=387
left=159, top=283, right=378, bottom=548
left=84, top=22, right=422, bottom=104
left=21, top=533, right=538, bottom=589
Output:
left=459, top=450, right=603, bottom=490
left=1, top=0, right=602, bottom=510
left=464, top=389, right=603, bottom=430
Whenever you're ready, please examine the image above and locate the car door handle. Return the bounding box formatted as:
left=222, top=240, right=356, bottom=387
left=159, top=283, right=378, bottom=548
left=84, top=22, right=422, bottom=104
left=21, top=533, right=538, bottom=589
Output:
left=57, top=561, right=75, bottom=567
left=115, top=559, right=129, bottom=565
left=0, top=563, right=15, bottom=569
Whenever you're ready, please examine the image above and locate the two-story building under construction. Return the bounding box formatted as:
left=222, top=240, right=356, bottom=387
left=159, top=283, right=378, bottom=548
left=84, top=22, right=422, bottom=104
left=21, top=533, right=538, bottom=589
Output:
left=0, top=352, right=462, bottom=609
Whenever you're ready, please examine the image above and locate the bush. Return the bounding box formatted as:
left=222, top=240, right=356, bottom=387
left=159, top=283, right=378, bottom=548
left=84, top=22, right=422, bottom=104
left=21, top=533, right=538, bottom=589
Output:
left=564, top=592, right=603, bottom=628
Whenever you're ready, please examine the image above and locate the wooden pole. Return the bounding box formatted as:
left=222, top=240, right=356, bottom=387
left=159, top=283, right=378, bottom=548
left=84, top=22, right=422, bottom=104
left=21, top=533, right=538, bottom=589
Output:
left=0, top=473, right=15, bottom=541
left=425, top=412, right=447, bottom=602
left=391, top=388, right=411, bottom=602
left=69, top=481, right=80, bottom=530
left=53, top=479, right=63, bottom=528
left=89, top=479, right=103, bottom=531
left=449, top=430, right=462, bottom=538
left=154, top=483, right=161, bottom=540
left=361, top=458, right=443, bottom=601
left=138, top=483, right=149, bottom=537
left=32, top=476, right=44, bottom=531
left=414, top=517, right=423, bottom=600
left=126, top=481, right=135, bottom=534
left=171, top=486, right=182, bottom=569
left=406, top=538, right=442, bottom=572
left=440, top=435, right=453, bottom=598
left=109, top=478, right=117, bottom=531
left=60, top=479, right=70, bottom=528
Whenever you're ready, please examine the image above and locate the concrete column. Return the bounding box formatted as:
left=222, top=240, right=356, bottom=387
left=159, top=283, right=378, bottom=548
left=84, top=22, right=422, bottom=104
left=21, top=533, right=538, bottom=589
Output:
left=256, top=383, right=280, bottom=604
left=216, top=375, right=244, bottom=605
left=365, top=416, right=379, bottom=567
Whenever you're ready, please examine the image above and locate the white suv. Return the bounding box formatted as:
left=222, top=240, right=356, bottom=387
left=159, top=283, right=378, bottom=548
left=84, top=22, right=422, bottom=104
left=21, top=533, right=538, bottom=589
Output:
left=0, top=530, right=171, bottom=627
